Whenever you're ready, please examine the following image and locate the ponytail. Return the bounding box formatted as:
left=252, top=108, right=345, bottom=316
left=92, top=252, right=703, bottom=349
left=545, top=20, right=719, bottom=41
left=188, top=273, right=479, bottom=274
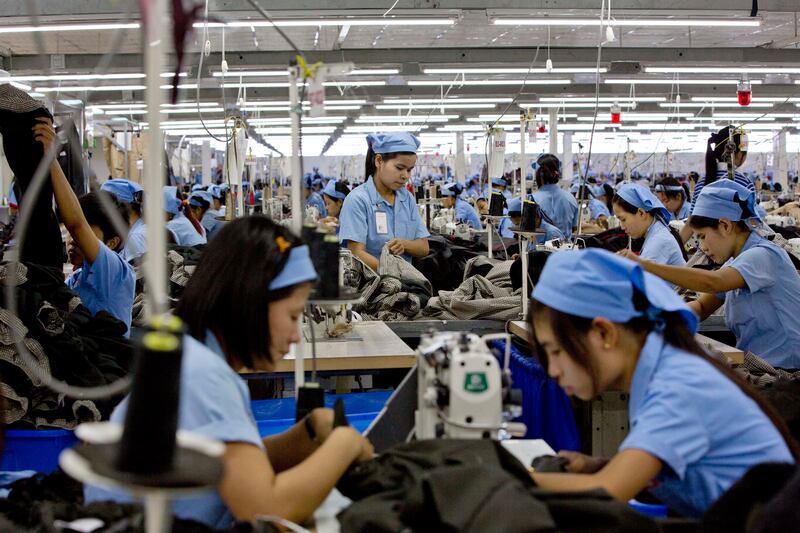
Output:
left=705, top=131, right=720, bottom=186
left=706, top=126, right=746, bottom=186
left=176, top=191, right=205, bottom=237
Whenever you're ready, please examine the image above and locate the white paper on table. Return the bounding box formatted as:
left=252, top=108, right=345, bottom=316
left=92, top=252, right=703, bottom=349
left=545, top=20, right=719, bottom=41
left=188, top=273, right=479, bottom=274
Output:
left=501, top=439, right=556, bottom=468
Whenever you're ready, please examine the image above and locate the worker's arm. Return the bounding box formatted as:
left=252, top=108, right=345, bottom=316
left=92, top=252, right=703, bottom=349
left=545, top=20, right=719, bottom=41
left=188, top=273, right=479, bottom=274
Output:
left=33, top=118, right=100, bottom=263
left=388, top=237, right=429, bottom=258
left=596, top=215, right=609, bottom=230
left=679, top=223, right=693, bottom=245
left=220, top=426, right=372, bottom=525
left=347, top=240, right=379, bottom=271
left=618, top=250, right=746, bottom=294
left=262, top=408, right=333, bottom=473
left=532, top=448, right=662, bottom=502
left=688, top=292, right=725, bottom=322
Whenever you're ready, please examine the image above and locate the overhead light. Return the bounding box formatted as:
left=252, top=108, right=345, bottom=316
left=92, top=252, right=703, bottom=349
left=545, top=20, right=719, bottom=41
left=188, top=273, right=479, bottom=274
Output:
left=241, top=99, right=366, bottom=107
left=213, top=69, right=398, bottom=78
left=10, top=73, right=182, bottom=81
left=162, top=102, right=220, bottom=108
left=376, top=103, right=497, bottom=110
left=539, top=96, right=667, bottom=103
left=90, top=103, right=147, bottom=109
left=492, top=18, right=761, bottom=28
left=345, top=125, right=436, bottom=133
left=58, top=99, right=83, bottom=106
left=355, top=116, right=456, bottom=123
left=659, top=102, right=774, bottom=108
left=384, top=97, right=513, bottom=104
left=35, top=85, right=147, bottom=92
left=646, top=66, right=800, bottom=74
left=691, top=96, right=793, bottom=102
left=0, top=22, right=141, bottom=34
left=249, top=117, right=346, bottom=125
left=214, top=81, right=385, bottom=88
left=520, top=102, right=637, bottom=109
left=27, top=91, right=46, bottom=98
left=195, top=18, right=455, bottom=29
left=619, top=123, right=702, bottom=130
left=10, top=81, right=32, bottom=91
left=687, top=114, right=773, bottom=121
left=605, top=79, right=764, bottom=85
left=423, top=67, right=607, bottom=74
left=408, top=79, right=571, bottom=86
left=241, top=105, right=362, bottom=111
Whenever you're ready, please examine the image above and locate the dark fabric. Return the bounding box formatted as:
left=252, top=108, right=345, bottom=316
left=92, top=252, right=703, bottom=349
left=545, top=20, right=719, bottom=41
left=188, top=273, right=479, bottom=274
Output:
left=510, top=250, right=553, bottom=292
left=0, top=108, right=64, bottom=269
left=755, top=466, right=800, bottom=533
left=702, top=462, right=796, bottom=533
left=56, top=122, right=87, bottom=198
left=758, top=378, right=800, bottom=444
left=581, top=228, right=644, bottom=254
left=337, top=439, right=658, bottom=533
left=413, top=235, right=490, bottom=293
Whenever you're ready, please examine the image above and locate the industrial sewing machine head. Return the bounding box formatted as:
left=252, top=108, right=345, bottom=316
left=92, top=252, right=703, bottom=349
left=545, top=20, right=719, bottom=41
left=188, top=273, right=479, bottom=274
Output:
left=415, top=331, right=525, bottom=440
left=307, top=248, right=361, bottom=339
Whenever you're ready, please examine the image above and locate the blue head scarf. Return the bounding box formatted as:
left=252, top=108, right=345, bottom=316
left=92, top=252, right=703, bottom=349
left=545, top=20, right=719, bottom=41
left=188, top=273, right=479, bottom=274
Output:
left=692, top=180, right=760, bottom=222
left=507, top=197, right=523, bottom=215
left=492, top=177, right=509, bottom=187
left=162, top=186, right=181, bottom=215
left=366, top=132, right=420, bottom=154
left=322, top=180, right=347, bottom=201
left=189, top=190, right=213, bottom=208
left=269, top=245, right=318, bottom=291
left=532, top=248, right=698, bottom=334
left=208, top=185, right=222, bottom=200
left=615, top=183, right=671, bottom=222
left=441, top=182, right=464, bottom=197
left=101, top=179, right=143, bottom=204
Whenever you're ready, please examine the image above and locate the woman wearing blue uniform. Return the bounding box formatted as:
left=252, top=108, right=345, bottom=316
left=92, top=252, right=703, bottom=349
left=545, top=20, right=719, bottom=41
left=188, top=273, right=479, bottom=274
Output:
left=320, top=179, right=350, bottom=234
left=613, top=183, right=686, bottom=267
left=492, top=177, right=513, bottom=201
left=339, top=133, right=430, bottom=271
left=654, top=177, right=691, bottom=220
left=528, top=248, right=796, bottom=517
left=188, top=190, right=215, bottom=238
left=622, top=181, right=800, bottom=370
left=441, top=182, right=482, bottom=229
left=87, top=217, right=374, bottom=528
left=304, top=175, right=327, bottom=218
left=100, top=178, right=147, bottom=262
left=164, top=185, right=207, bottom=246
left=506, top=197, right=564, bottom=243
left=201, top=185, right=224, bottom=240
left=532, top=154, right=579, bottom=239
left=588, top=184, right=612, bottom=229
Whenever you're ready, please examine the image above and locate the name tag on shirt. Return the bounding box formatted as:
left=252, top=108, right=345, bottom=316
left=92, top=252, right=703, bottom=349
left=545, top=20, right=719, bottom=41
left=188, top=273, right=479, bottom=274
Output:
left=375, top=211, right=389, bottom=234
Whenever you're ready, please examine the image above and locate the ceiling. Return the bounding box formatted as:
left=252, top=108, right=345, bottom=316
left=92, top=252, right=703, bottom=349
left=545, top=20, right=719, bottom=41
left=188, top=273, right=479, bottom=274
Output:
left=2, top=1, right=800, bottom=156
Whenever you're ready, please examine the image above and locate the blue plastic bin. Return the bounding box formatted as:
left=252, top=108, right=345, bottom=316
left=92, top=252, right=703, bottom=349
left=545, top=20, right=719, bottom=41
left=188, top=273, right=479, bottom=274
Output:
left=0, top=429, right=78, bottom=473
left=251, top=390, right=392, bottom=438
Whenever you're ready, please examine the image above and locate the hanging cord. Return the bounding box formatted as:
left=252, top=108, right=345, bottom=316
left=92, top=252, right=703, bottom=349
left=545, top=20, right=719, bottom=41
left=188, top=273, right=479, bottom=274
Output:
left=195, top=0, right=231, bottom=143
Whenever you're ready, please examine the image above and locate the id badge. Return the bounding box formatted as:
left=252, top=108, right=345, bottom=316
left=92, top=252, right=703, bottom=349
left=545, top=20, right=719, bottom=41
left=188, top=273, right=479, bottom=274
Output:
left=375, top=211, right=389, bottom=235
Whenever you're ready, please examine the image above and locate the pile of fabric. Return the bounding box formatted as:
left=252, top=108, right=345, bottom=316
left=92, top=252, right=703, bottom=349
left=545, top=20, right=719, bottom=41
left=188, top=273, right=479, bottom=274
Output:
left=0, top=262, right=132, bottom=429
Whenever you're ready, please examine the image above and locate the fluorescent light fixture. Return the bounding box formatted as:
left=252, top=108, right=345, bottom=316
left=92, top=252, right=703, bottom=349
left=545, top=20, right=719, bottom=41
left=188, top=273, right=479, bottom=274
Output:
left=162, top=102, right=219, bottom=107
left=384, top=97, right=513, bottom=104
left=249, top=117, right=346, bottom=125
left=423, top=67, right=606, bottom=74
left=606, top=79, right=764, bottom=85
left=376, top=103, right=496, bottom=110
left=254, top=126, right=337, bottom=134
left=408, top=79, right=571, bottom=86
left=241, top=105, right=362, bottom=111
left=647, top=67, right=800, bottom=74
left=355, top=116, right=454, bottom=123
left=27, top=92, right=45, bottom=98
left=213, top=69, right=398, bottom=78
left=520, top=102, right=637, bottom=109
left=214, top=81, right=385, bottom=88
left=35, top=85, right=147, bottom=92
left=691, top=96, right=794, bottom=102
left=0, top=22, right=140, bottom=34
left=13, top=73, right=145, bottom=81
left=91, top=103, right=147, bottom=109
left=345, top=125, right=434, bottom=133
left=195, top=18, right=455, bottom=28
left=493, top=18, right=761, bottom=28
left=58, top=99, right=83, bottom=106
left=659, top=102, right=774, bottom=108
left=619, top=124, right=702, bottom=130
left=687, top=115, right=773, bottom=121
left=10, top=81, right=32, bottom=91
left=163, top=108, right=224, bottom=114
left=539, top=96, right=667, bottom=103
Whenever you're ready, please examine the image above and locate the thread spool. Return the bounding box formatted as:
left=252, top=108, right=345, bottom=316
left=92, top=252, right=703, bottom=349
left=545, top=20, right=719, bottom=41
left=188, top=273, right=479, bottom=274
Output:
left=489, top=192, right=506, bottom=217
left=521, top=200, right=539, bottom=232
left=317, top=234, right=340, bottom=298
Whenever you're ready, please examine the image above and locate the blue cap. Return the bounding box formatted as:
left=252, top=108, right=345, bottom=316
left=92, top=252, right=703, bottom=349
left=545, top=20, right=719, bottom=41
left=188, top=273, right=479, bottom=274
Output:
left=440, top=182, right=464, bottom=197
left=312, top=178, right=322, bottom=186
left=269, top=245, right=318, bottom=291
left=366, top=132, right=420, bottom=154
left=189, top=190, right=213, bottom=208
left=303, top=175, right=313, bottom=189
left=654, top=183, right=685, bottom=194
left=101, top=179, right=143, bottom=204
left=507, top=197, right=523, bottom=214
left=615, top=183, right=671, bottom=222
left=208, top=185, right=222, bottom=199
left=162, top=186, right=181, bottom=215
left=692, top=180, right=759, bottom=222
left=322, top=180, right=347, bottom=201
left=589, top=185, right=606, bottom=198
left=191, top=184, right=205, bottom=192
left=492, top=177, right=509, bottom=187
left=532, top=248, right=698, bottom=334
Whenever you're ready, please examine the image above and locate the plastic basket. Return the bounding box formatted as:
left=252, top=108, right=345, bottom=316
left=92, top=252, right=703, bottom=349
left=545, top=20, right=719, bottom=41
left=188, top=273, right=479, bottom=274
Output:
left=0, top=429, right=78, bottom=473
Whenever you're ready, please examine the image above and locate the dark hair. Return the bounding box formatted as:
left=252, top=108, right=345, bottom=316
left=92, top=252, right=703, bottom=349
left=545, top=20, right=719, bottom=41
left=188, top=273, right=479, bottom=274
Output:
left=613, top=194, right=687, bottom=261
left=172, top=187, right=205, bottom=236
left=656, top=177, right=690, bottom=204
left=530, top=298, right=800, bottom=459
left=323, top=181, right=351, bottom=202
left=175, top=216, right=307, bottom=369
left=79, top=191, right=128, bottom=252
left=449, top=183, right=465, bottom=196
left=535, top=154, right=561, bottom=188
left=602, top=183, right=615, bottom=213
left=706, top=126, right=746, bottom=186
left=364, top=146, right=416, bottom=181
left=688, top=215, right=750, bottom=232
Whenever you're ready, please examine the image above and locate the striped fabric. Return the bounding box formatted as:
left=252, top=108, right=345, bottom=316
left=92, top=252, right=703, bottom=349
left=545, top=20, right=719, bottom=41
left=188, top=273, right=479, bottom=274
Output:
left=690, top=170, right=755, bottom=215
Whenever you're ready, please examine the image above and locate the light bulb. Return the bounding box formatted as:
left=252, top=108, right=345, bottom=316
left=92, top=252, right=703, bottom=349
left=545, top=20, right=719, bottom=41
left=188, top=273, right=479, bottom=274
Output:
left=545, top=59, right=553, bottom=73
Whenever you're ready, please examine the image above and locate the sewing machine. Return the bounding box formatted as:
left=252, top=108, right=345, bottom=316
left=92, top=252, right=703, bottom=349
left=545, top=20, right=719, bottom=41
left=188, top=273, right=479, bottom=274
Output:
left=305, top=249, right=362, bottom=341
left=764, top=215, right=797, bottom=228
left=430, top=207, right=455, bottom=234
left=266, top=197, right=284, bottom=223
left=534, top=238, right=579, bottom=252
left=415, top=331, right=525, bottom=440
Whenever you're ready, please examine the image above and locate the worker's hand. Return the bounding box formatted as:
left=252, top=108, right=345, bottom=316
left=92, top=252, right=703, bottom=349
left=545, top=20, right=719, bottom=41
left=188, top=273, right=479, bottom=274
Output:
left=333, top=426, right=375, bottom=463
left=616, top=248, right=640, bottom=262
left=308, top=408, right=335, bottom=444
left=386, top=238, right=406, bottom=256
left=32, top=117, right=58, bottom=151
left=320, top=216, right=339, bottom=233
left=557, top=451, right=608, bottom=474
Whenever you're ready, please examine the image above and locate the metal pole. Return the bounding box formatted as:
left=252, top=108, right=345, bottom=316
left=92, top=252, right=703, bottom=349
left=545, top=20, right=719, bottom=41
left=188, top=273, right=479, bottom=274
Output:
left=520, top=112, right=527, bottom=198
left=520, top=236, right=529, bottom=318
left=143, top=0, right=168, bottom=317
left=289, top=65, right=303, bottom=235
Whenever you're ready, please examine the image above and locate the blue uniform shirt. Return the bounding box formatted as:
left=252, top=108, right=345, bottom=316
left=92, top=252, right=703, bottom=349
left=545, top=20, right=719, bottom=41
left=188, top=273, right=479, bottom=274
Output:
left=167, top=212, right=207, bottom=247
left=67, top=242, right=135, bottom=336
left=455, top=198, right=482, bottom=229
left=532, top=184, right=579, bottom=239
left=588, top=198, right=611, bottom=222
left=675, top=200, right=690, bottom=220
left=690, top=170, right=755, bottom=215
left=85, top=333, right=263, bottom=529
left=719, top=232, right=800, bottom=368
left=306, top=191, right=328, bottom=218
left=201, top=209, right=223, bottom=241
left=620, top=334, right=793, bottom=518
left=498, top=216, right=514, bottom=239
left=339, top=177, right=429, bottom=262
left=122, top=218, right=147, bottom=262
left=640, top=221, right=686, bottom=267
left=502, top=189, right=513, bottom=202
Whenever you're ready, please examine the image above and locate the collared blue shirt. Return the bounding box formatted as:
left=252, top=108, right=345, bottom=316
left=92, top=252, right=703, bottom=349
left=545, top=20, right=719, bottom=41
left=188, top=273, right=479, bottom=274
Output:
left=502, top=189, right=513, bottom=201
left=620, top=334, right=793, bottom=518
left=85, top=332, right=263, bottom=529
left=720, top=232, right=800, bottom=368
left=640, top=221, right=686, bottom=267
left=690, top=171, right=755, bottom=215
left=167, top=212, right=207, bottom=246
left=122, top=218, right=147, bottom=262
left=455, top=198, right=482, bottom=229
left=306, top=191, right=328, bottom=218
left=532, top=184, right=579, bottom=239
left=588, top=198, right=610, bottom=221
left=66, top=242, right=135, bottom=336
left=201, top=208, right=223, bottom=241
left=674, top=200, right=690, bottom=220
left=339, top=177, right=429, bottom=262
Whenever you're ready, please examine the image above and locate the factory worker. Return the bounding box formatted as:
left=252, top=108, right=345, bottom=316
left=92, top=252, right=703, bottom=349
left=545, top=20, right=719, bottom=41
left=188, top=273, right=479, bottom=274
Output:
left=587, top=184, right=612, bottom=229
left=620, top=181, right=800, bottom=369
left=529, top=248, right=796, bottom=518
left=466, top=176, right=481, bottom=199
left=654, top=178, right=691, bottom=221
left=202, top=185, right=224, bottom=240
left=613, top=183, right=686, bottom=268
left=441, top=182, right=482, bottom=229
left=492, top=177, right=513, bottom=201
left=475, top=197, right=489, bottom=217
left=304, top=174, right=327, bottom=219
left=188, top=190, right=214, bottom=235
left=100, top=178, right=147, bottom=262
left=506, top=197, right=564, bottom=244
left=191, top=183, right=205, bottom=192
left=86, top=217, right=374, bottom=528
left=320, top=180, right=351, bottom=234
left=339, top=132, right=430, bottom=271
left=679, top=126, right=754, bottom=244
left=163, top=185, right=207, bottom=247
left=33, top=118, right=136, bottom=335
left=532, top=154, right=579, bottom=239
